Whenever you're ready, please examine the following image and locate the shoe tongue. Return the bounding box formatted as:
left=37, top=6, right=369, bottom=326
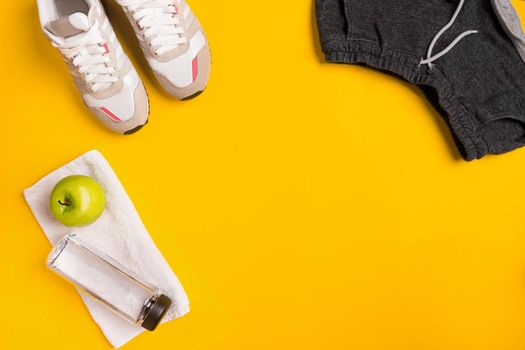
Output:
left=46, top=12, right=91, bottom=38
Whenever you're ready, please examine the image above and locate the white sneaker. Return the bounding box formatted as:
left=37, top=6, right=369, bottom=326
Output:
left=116, top=0, right=211, bottom=100
left=38, top=0, right=150, bottom=134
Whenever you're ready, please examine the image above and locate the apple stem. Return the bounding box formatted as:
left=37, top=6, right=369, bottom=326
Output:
left=58, top=200, right=71, bottom=206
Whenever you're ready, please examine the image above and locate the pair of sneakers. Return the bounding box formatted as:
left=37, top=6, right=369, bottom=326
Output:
left=37, top=0, right=211, bottom=134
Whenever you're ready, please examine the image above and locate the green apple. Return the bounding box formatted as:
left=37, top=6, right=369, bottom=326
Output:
left=50, top=175, right=106, bottom=227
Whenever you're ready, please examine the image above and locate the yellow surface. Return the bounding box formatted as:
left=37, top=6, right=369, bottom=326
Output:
left=3, top=1, right=525, bottom=349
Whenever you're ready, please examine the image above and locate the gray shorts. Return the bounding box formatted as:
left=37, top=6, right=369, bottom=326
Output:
left=316, top=0, right=525, bottom=161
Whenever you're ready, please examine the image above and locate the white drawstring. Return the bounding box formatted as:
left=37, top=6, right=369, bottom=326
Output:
left=420, top=0, right=478, bottom=69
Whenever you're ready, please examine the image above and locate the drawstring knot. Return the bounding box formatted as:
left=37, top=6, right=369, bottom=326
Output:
left=420, top=0, right=478, bottom=69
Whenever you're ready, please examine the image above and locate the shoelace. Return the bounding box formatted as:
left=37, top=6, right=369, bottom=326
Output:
left=420, top=0, right=478, bottom=69
left=118, top=0, right=187, bottom=56
left=55, top=23, right=117, bottom=92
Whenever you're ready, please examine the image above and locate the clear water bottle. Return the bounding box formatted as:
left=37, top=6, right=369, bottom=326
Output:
left=47, top=233, right=172, bottom=331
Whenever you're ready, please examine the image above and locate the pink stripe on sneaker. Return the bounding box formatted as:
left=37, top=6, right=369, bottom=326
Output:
left=99, top=107, right=122, bottom=122
left=192, top=57, right=198, bottom=82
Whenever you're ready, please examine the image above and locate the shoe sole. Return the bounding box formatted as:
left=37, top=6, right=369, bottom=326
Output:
left=124, top=118, right=149, bottom=135
left=181, top=89, right=204, bottom=101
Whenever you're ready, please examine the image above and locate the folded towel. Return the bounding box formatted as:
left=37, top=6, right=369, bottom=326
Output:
left=23, top=150, right=189, bottom=348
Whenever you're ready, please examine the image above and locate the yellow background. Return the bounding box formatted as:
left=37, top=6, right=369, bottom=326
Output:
left=2, top=1, right=525, bottom=349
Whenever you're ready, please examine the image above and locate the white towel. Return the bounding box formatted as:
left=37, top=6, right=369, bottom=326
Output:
left=23, top=150, right=189, bottom=348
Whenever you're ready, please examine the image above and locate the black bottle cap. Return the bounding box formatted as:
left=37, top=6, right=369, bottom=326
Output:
left=142, top=294, right=172, bottom=331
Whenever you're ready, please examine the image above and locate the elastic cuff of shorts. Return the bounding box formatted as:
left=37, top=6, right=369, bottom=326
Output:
left=446, top=113, right=490, bottom=161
